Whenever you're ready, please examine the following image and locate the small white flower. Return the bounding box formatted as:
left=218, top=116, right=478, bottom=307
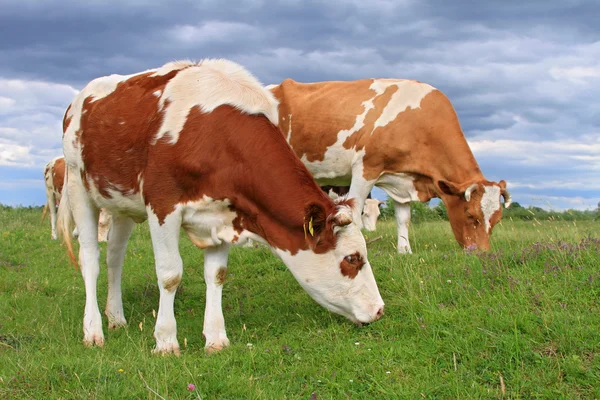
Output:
left=447, top=280, right=452, bottom=283
left=247, top=343, right=253, bottom=348
left=386, top=371, right=391, bottom=374
left=354, top=342, right=360, bottom=345
left=349, top=379, right=353, bottom=383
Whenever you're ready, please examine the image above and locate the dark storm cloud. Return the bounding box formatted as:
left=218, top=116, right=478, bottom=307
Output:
left=0, top=0, right=598, bottom=208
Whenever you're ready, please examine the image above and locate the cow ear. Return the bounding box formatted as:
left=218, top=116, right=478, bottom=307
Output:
left=304, top=203, right=327, bottom=237
left=436, top=180, right=462, bottom=196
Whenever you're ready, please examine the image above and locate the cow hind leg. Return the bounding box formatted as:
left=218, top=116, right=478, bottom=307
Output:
left=202, top=244, right=230, bottom=353
left=67, top=179, right=104, bottom=346
left=46, top=190, right=58, bottom=240
left=105, top=215, right=135, bottom=329
left=394, top=201, right=412, bottom=254
left=147, top=208, right=183, bottom=356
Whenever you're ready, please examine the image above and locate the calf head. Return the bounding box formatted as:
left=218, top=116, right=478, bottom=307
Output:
left=274, top=198, right=384, bottom=325
left=437, top=179, right=511, bottom=251
left=361, top=199, right=385, bottom=231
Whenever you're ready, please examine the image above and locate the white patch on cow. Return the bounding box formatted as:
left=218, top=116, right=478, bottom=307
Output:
left=153, top=59, right=279, bottom=145
left=375, top=172, right=419, bottom=204
left=272, top=223, right=384, bottom=324
left=150, top=60, right=195, bottom=77
left=481, top=185, right=501, bottom=233
left=372, top=80, right=434, bottom=130
left=153, top=90, right=162, bottom=97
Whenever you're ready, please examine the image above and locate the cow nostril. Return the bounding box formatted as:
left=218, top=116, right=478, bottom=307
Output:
left=376, top=307, right=384, bottom=318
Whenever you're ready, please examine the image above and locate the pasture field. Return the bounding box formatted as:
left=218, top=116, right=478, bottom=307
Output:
left=1, top=206, right=599, bottom=399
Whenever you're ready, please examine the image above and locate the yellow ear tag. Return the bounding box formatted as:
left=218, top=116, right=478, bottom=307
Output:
left=309, top=217, right=314, bottom=236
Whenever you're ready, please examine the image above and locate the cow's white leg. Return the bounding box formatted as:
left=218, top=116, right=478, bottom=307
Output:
left=105, top=215, right=135, bottom=329
left=47, top=191, right=58, bottom=240
left=147, top=208, right=183, bottom=355
left=394, top=201, right=412, bottom=254
left=67, top=179, right=103, bottom=346
left=347, top=173, right=376, bottom=230
left=203, top=244, right=230, bottom=353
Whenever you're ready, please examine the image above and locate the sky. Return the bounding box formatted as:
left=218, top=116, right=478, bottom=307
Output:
left=0, top=0, right=598, bottom=210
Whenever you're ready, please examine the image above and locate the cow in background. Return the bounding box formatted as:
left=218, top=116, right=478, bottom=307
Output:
left=268, top=79, right=511, bottom=253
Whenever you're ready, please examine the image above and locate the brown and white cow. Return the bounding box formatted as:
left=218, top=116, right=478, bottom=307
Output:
left=267, top=79, right=511, bottom=253
left=42, top=156, right=65, bottom=240
left=57, top=59, right=384, bottom=355
left=42, top=156, right=111, bottom=242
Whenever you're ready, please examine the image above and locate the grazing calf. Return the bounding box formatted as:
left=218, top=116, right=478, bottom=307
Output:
left=42, top=156, right=111, bottom=241
left=57, top=59, right=384, bottom=355
left=268, top=79, right=511, bottom=253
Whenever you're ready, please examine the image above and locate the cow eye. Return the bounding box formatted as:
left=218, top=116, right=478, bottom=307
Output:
left=344, top=253, right=364, bottom=267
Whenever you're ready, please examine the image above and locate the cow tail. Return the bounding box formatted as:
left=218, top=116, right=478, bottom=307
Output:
left=41, top=202, right=49, bottom=223
left=56, top=167, right=78, bottom=268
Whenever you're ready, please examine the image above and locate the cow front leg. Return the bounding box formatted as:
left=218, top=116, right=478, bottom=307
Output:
left=394, top=201, right=412, bottom=254
left=105, top=215, right=135, bottom=329
left=147, top=208, right=183, bottom=356
left=347, top=172, right=376, bottom=230
left=203, top=244, right=231, bottom=353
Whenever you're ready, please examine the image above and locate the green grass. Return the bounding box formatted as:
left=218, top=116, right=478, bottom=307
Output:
left=1, top=207, right=599, bottom=399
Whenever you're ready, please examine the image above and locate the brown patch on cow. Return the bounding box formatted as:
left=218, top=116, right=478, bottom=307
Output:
left=52, top=157, right=65, bottom=195
left=339, top=252, right=364, bottom=279
left=75, top=70, right=181, bottom=202
left=70, top=70, right=346, bottom=256
left=271, top=79, right=376, bottom=162
left=163, top=275, right=181, bottom=292
left=215, top=267, right=227, bottom=286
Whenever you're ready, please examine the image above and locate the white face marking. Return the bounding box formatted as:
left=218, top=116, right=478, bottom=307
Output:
left=153, top=59, right=279, bottom=145
left=481, top=185, right=501, bottom=233
left=273, top=223, right=384, bottom=324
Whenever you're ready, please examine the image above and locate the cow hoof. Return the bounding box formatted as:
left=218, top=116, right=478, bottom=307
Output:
left=108, top=318, right=127, bottom=330
left=204, top=338, right=230, bottom=354
left=152, top=341, right=181, bottom=356
left=83, top=333, right=105, bottom=348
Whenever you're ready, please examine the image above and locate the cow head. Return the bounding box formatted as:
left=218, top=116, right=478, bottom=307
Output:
left=361, top=199, right=385, bottom=231
left=274, top=198, right=385, bottom=325
left=436, top=179, right=511, bottom=251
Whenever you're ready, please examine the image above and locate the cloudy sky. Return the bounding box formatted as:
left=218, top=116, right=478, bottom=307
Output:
left=1, top=0, right=598, bottom=210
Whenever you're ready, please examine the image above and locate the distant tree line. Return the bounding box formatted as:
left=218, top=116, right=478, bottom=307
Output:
left=379, top=198, right=599, bottom=223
